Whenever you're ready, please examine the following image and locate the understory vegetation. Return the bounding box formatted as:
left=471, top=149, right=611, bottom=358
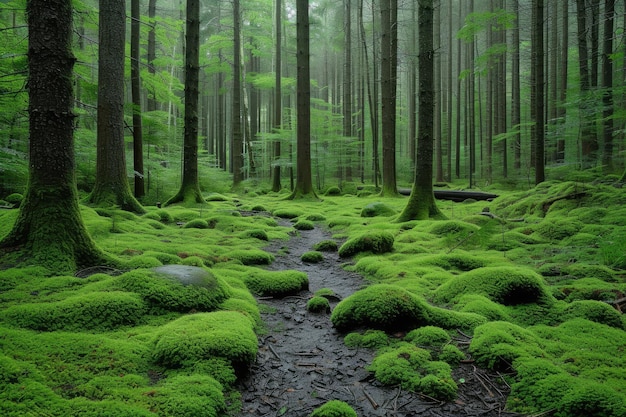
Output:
left=1, top=179, right=626, bottom=416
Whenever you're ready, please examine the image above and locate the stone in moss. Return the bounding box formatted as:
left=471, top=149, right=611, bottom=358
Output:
left=301, top=251, right=324, bottom=263
left=330, top=284, right=429, bottom=332
left=360, top=202, right=397, bottom=217
left=294, top=219, right=315, bottom=230
left=434, top=266, right=554, bottom=306
left=338, top=231, right=394, bottom=258
left=152, top=311, right=257, bottom=374
left=307, top=296, right=330, bottom=313
left=310, top=400, right=357, bottom=417
left=2, top=291, right=147, bottom=331
left=244, top=269, right=309, bottom=297
left=184, top=218, right=209, bottom=229
left=314, top=240, right=338, bottom=252
left=116, top=266, right=231, bottom=313
left=405, top=326, right=451, bottom=346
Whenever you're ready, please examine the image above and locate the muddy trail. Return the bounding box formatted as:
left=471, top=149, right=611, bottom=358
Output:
left=237, top=223, right=523, bottom=417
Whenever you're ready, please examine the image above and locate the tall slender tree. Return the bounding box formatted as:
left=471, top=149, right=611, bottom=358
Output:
left=87, top=0, right=145, bottom=213
left=532, top=0, right=545, bottom=184
left=131, top=0, right=145, bottom=198
left=602, top=0, right=615, bottom=171
left=166, top=0, right=204, bottom=205
left=271, top=0, right=283, bottom=192
left=398, top=0, right=443, bottom=221
left=380, top=0, right=398, bottom=196
left=289, top=0, right=316, bottom=198
left=232, top=0, right=244, bottom=186
left=0, top=0, right=110, bottom=273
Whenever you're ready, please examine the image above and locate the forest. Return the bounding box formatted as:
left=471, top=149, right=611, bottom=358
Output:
left=1, top=0, right=626, bottom=416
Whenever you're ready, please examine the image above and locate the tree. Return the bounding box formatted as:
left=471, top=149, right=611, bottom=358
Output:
left=232, top=0, right=244, bottom=186
left=131, top=0, right=145, bottom=198
left=288, top=0, right=316, bottom=198
left=397, top=0, right=443, bottom=221
left=531, top=0, right=545, bottom=184
left=271, top=0, right=283, bottom=192
left=601, top=0, right=615, bottom=171
left=87, top=0, right=145, bottom=213
left=166, top=0, right=204, bottom=205
left=0, top=0, right=110, bottom=273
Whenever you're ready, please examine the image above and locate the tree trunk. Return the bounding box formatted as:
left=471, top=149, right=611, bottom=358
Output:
left=131, top=0, right=145, bottom=199
left=166, top=0, right=204, bottom=205
left=271, top=0, right=283, bottom=191
left=0, top=0, right=110, bottom=273
left=88, top=0, right=144, bottom=213
left=532, top=0, right=545, bottom=184
left=147, top=0, right=157, bottom=112
left=511, top=0, right=521, bottom=170
left=398, top=0, right=443, bottom=221
left=556, top=0, right=568, bottom=161
left=289, top=0, right=316, bottom=198
left=232, top=0, right=244, bottom=186
left=577, top=0, right=598, bottom=166
left=380, top=0, right=398, bottom=196
left=343, top=0, right=353, bottom=182
left=602, top=0, right=615, bottom=171
left=434, top=1, right=444, bottom=183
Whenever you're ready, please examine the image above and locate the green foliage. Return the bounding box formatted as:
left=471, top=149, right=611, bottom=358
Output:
left=338, top=231, right=394, bottom=257
left=438, top=344, right=466, bottom=365
left=535, top=218, right=583, bottom=241
left=306, top=296, right=330, bottom=313
left=243, top=269, right=309, bottom=297
left=343, top=330, right=390, bottom=349
left=301, top=250, right=324, bottom=263
left=309, top=400, right=357, bottom=417
left=241, top=229, right=269, bottom=241
left=153, top=374, right=227, bottom=417
left=115, top=268, right=231, bottom=313
left=2, top=291, right=147, bottom=331
left=361, top=202, right=397, bottom=217
left=306, top=213, right=326, bottom=221
left=227, top=249, right=274, bottom=265
left=313, top=239, right=338, bottom=252
left=434, top=266, right=554, bottom=306
left=559, top=300, right=623, bottom=329
left=184, top=218, right=210, bottom=229
left=405, top=326, right=451, bottom=346
left=294, top=219, right=315, bottom=230
left=152, top=311, right=257, bottom=373
left=272, top=208, right=304, bottom=219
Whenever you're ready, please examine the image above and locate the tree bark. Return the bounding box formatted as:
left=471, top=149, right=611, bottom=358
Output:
left=577, top=0, right=598, bottom=166
left=166, top=0, right=204, bottom=205
left=398, top=0, right=443, bottom=221
left=602, top=0, right=615, bottom=171
left=232, top=0, right=244, bottom=186
left=271, top=0, right=282, bottom=191
left=87, top=0, right=145, bottom=213
left=0, top=0, right=110, bottom=273
left=380, top=0, right=398, bottom=196
left=511, top=0, right=521, bottom=170
left=147, top=0, right=157, bottom=112
left=532, top=0, right=545, bottom=184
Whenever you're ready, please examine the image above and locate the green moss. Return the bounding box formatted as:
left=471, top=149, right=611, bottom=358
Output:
left=313, top=239, right=338, bottom=252
left=306, top=296, right=330, bottom=313
left=115, top=267, right=231, bottom=313
left=344, top=329, right=390, bottom=349
left=143, top=251, right=182, bottom=265
left=338, top=231, right=394, bottom=257
left=2, top=291, right=147, bottom=331
left=205, top=193, right=229, bottom=202
left=324, top=186, right=341, bottom=196
left=272, top=208, right=304, bottom=219
left=227, top=249, right=274, bottom=265
left=429, top=220, right=480, bottom=236
left=405, top=326, right=451, bottom=346
left=314, top=288, right=336, bottom=298
left=438, top=344, right=465, bottom=365
left=219, top=297, right=261, bottom=325
left=306, top=213, right=326, bottom=221
left=301, top=251, right=324, bottom=263
left=125, top=255, right=163, bottom=268
left=455, top=294, right=511, bottom=321
left=556, top=278, right=625, bottom=302
left=361, top=202, right=397, bottom=217
left=181, top=255, right=208, bottom=267
left=184, top=218, right=209, bottom=229
left=294, top=219, right=315, bottom=230
left=535, top=218, right=583, bottom=241
left=243, top=269, right=309, bottom=297
left=152, top=311, right=257, bottom=373
left=434, top=266, right=554, bottom=306
left=153, top=374, right=227, bottom=417
left=310, top=400, right=357, bottom=417
left=561, top=263, right=617, bottom=282
left=330, top=284, right=429, bottom=332
left=241, top=229, right=269, bottom=241
left=560, top=300, right=623, bottom=328
left=5, top=193, right=23, bottom=207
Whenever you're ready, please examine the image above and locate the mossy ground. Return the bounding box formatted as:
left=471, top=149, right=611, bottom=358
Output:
left=1, top=181, right=626, bottom=415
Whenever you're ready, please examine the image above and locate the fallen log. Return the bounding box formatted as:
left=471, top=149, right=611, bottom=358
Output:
left=397, top=188, right=499, bottom=202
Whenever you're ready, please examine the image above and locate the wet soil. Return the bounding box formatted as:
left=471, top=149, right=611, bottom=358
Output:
left=237, top=223, right=524, bottom=417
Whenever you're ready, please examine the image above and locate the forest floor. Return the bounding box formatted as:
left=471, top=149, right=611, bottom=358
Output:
left=237, top=221, right=524, bottom=417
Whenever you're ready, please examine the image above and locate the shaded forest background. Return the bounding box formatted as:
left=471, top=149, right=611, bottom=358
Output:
left=1, top=0, right=625, bottom=201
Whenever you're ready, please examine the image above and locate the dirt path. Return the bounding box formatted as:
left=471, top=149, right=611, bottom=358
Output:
left=237, top=224, right=522, bottom=417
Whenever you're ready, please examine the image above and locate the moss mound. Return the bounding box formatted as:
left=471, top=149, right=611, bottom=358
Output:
left=307, top=296, right=331, bottom=313
left=560, top=300, right=623, bottom=328
left=243, top=269, right=309, bottom=297
left=116, top=267, right=232, bottom=313
left=154, top=374, right=227, bottom=417
left=330, top=284, right=429, bottom=332
left=338, top=231, right=394, bottom=257
left=360, top=202, right=397, bottom=217
left=152, top=311, right=257, bottom=373
left=344, top=330, right=390, bottom=349
left=301, top=250, right=324, bottom=263
left=2, top=291, right=146, bottom=331
left=434, top=266, right=554, bottom=306
left=227, top=249, right=274, bottom=265
left=294, top=219, right=315, bottom=230
left=309, top=400, right=357, bottom=417
left=405, top=326, right=451, bottom=346
left=314, top=239, right=338, bottom=252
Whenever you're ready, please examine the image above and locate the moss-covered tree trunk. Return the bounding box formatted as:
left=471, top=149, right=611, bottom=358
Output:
left=288, top=0, right=317, bottom=199
left=397, top=0, right=443, bottom=222
left=166, top=0, right=204, bottom=205
left=0, top=0, right=111, bottom=273
left=87, top=0, right=145, bottom=213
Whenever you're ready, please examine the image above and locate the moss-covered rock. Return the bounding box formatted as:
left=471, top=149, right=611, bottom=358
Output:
left=5, top=193, right=23, bottom=207
left=338, top=231, right=394, bottom=257
left=344, top=330, right=390, bottom=349
left=243, top=269, right=309, bottom=297
left=294, top=219, right=315, bottom=230
left=183, top=218, right=209, bottom=229
left=306, top=296, right=330, bottom=313
left=152, top=311, right=257, bottom=373
left=535, top=218, right=583, bottom=241
left=301, top=251, right=324, bottom=263
left=154, top=374, right=227, bottom=417
left=314, top=239, right=338, bottom=252
left=241, top=229, right=269, bottom=241
left=227, top=249, right=274, bottom=265
left=2, top=291, right=147, bottom=331
left=330, top=284, right=429, bottom=332
left=434, top=266, right=554, bottom=306
left=116, top=266, right=231, bottom=313
left=560, top=300, right=623, bottom=328
left=324, top=186, right=342, bottom=196
left=405, top=326, right=451, bottom=346
left=360, top=202, right=397, bottom=217
left=310, top=400, right=357, bottom=417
